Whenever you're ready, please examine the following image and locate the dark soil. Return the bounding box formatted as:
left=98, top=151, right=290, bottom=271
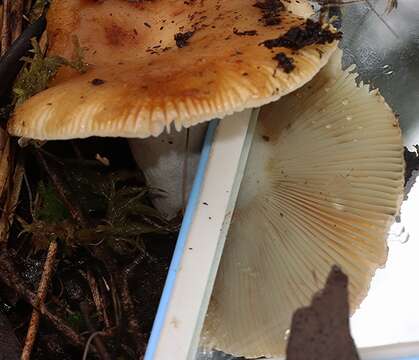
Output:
left=0, top=138, right=180, bottom=360
left=273, top=52, right=295, bottom=73
left=263, top=19, right=342, bottom=50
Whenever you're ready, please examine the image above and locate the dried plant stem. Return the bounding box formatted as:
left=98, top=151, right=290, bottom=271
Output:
left=0, top=253, right=85, bottom=349
left=85, top=270, right=111, bottom=328
left=0, top=136, right=11, bottom=199
left=21, top=240, right=58, bottom=360
left=93, top=248, right=145, bottom=355
left=82, top=331, right=108, bottom=360
left=0, top=0, right=10, bottom=55
left=36, top=150, right=88, bottom=227
left=0, top=5, right=3, bottom=49
left=0, top=154, right=25, bottom=247
left=119, top=256, right=147, bottom=355
left=80, top=302, right=112, bottom=360
left=0, top=0, right=25, bottom=55
left=11, top=0, right=24, bottom=43
left=24, top=0, right=32, bottom=16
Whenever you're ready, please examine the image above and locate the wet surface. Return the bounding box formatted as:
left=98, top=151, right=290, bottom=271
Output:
left=340, top=0, right=419, bottom=146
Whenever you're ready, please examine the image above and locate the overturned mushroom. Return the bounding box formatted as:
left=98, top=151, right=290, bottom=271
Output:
left=7, top=0, right=340, bottom=218
left=202, top=51, right=404, bottom=358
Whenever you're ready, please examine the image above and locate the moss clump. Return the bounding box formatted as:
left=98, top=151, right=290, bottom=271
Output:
left=13, top=37, right=87, bottom=106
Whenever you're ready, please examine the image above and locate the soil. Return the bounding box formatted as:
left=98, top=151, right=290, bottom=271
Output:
left=253, top=0, right=285, bottom=26
left=0, top=137, right=180, bottom=359
left=263, top=19, right=342, bottom=50
left=273, top=52, right=295, bottom=73
left=174, top=31, right=195, bottom=48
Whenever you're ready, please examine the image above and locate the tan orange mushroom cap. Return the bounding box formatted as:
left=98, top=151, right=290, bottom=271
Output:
left=8, top=0, right=340, bottom=140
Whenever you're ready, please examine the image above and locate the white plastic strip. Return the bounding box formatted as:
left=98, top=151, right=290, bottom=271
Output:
left=270, top=342, right=419, bottom=360
left=152, top=109, right=258, bottom=360
left=358, top=342, right=419, bottom=360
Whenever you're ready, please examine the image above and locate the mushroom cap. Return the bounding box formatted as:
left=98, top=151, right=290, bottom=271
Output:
left=8, top=0, right=339, bottom=140
left=201, top=51, right=404, bottom=358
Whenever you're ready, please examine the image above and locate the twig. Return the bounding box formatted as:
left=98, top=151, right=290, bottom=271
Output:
left=0, top=135, right=11, bottom=199
left=24, top=0, right=33, bottom=17
left=0, top=252, right=85, bottom=349
left=35, top=150, right=88, bottom=227
left=0, top=153, right=25, bottom=248
left=39, top=305, right=85, bottom=349
left=80, top=302, right=112, bottom=360
left=85, top=270, right=111, bottom=328
left=92, top=248, right=145, bottom=355
left=82, top=331, right=108, bottom=360
left=21, top=240, right=58, bottom=360
left=10, top=0, right=25, bottom=43
left=0, top=0, right=10, bottom=55
left=0, top=0, right=25, bottom=55
left=119, top=255, right=147, bottom=355
left=0, top=5, right=3, bottom=45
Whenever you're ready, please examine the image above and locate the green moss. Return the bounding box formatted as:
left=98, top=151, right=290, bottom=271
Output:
left=36, top=182, right=70, bottom=223
left=13, top=37, right=87, bottom=106
left=29, top=0, right=50, bottom=23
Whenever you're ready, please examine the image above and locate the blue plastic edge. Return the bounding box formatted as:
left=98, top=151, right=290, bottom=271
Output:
left=144, top=119, right=220, bottom=360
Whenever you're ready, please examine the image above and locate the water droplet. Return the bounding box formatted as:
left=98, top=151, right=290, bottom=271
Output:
left=325, top=124, right=332, bottom=129
left=342, top=99, right=349, bottom=105
left=284, top=329, right=291, bottom=341
left=346, top=115, right=353, bottom=121
left=388, top=222, right=409, bottom=244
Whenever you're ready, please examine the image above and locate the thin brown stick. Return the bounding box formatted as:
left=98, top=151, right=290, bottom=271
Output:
left=21, top=240, right=58, bottom=360
left=85, top=270, right=111, bottom=328
left=0, top=0, right=10, bottom=55
left=80, top=302, right=112, bottom=360
left=39, top=303, right=85, bottom=349
left=0, top=0, right=24, bottom=55
left=92, top=248, right=145, bottom=355
left=0, top=252, right=85, bottom=349
left=0, top=154, right=25, bottom=247
left=35, top=150, right=88, bottom=227
left=24, top=0, right=33, bottom=17
left=82, top=331, right=109, bottom=360
left=119, top=256, right=147, bottom=355
left=0, top=5, right=3, bottom=52
left=10, top=0, right=24, bottom=43
left=0, top=135, right=11, bottom=200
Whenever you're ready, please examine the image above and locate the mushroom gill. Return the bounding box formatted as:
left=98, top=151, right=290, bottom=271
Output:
left=202, top=51, right=405, bottom=358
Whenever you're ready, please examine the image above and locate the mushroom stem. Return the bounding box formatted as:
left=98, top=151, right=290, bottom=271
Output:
left=129, top=124, right=208, bottom=220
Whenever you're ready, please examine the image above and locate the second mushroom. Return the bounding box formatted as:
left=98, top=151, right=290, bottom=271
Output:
left=201, top=51, right=404, bottom=358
